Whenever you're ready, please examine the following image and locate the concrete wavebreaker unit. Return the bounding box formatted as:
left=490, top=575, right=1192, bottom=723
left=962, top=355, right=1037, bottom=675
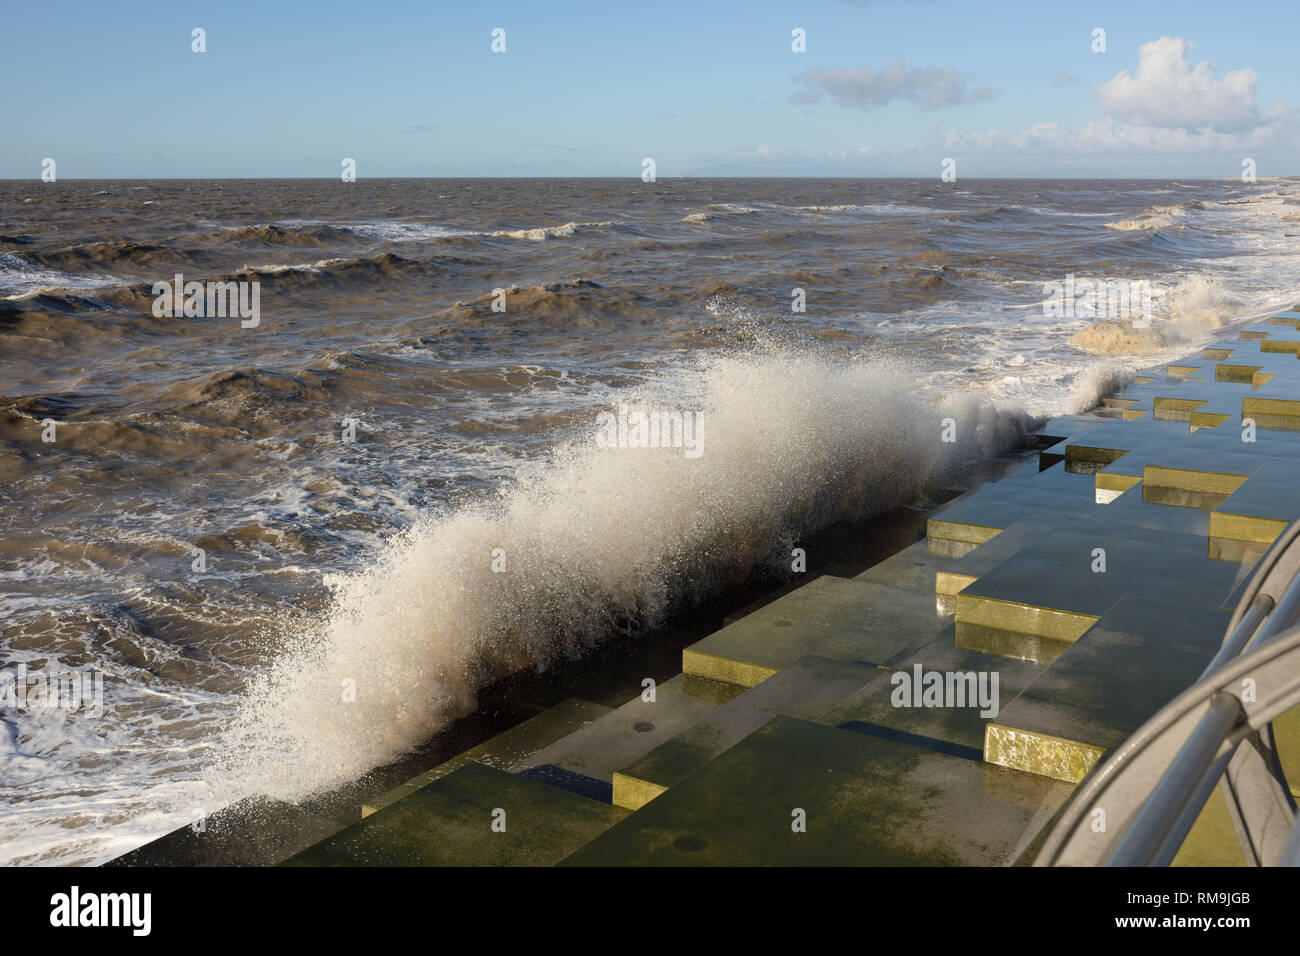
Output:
left=113, top=306, right=1300, bottom=867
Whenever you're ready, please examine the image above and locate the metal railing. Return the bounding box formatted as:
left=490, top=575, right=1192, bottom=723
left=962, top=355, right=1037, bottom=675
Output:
left=1036, top=517, right=1300, bottom=866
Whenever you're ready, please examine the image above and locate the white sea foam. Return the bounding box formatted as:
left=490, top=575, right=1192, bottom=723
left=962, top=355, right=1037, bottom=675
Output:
left=0, top=253, right=124, bottom=296
left=794, top=202, right=946, bottom=216
left=215, top=348, right=1031, bottom=801
left=486, top=220, right=615, bottom=240
left=1103, top=203, right=1193, bottom=231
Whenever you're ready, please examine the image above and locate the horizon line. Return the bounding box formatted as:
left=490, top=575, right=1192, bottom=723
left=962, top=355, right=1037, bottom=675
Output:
left=3, top=174, right=1296, bottom=182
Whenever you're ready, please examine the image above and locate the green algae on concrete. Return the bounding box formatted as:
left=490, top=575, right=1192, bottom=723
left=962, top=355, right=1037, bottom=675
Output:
left=1210, top=459, right=1300, bottom=547
left=105, top=795, right=346, bottom=867
left=854, top=519, right=1063, bottom=612
left=853, top=538, right=956, bottom=593
left=1034, top=414, right=1110, bottom=469
left=1063, top=417, right=1195, bottom=473
left=984, top=596, right=1230, bottom=782
left=817, top=623, right=1045, bottom=754
left=562, top=715, right=1073, bottom=866
left=1082, top=484, right=1211, bottom=535
left=955, top=520, right=1243, bottom=662
left=682, top=574, right=947, bottom=688
left=613, top=656, right=878, bottom=810
left=362, top=697, right=611, bottom=816
left=932, top=516, right=1064, bottom=610
left=509, top=674, right=720, bottom=787
left=925, top=464, right=1099, bottom=545
left=285, top=762, right=627, bottom=866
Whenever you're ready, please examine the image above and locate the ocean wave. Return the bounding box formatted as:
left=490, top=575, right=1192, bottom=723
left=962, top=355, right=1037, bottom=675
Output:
left=1104, top=201, right=1205, bottom=232
left=28, top=240, right=217, bottom=275
left=797, top=202, right=946, bottom=216
left=154, top=367, right=334, bottom=414
left=1067, top=275, right=1244, bottom=355
left=216, top=347, right=1033, bottom=799
left=203, top=223, right=344, bottom=247
left=231, top=252, right=444, bottom=286
left=435, top=278, right=647, bottom=327
left=0, top=253, right=126, bottom=296
left=198, top=219, right=604, bottom=247
left=329, top=221, right=462, bottom=242
left=680, top=205, right=761, bottom=224
left=485, top=220, right=615, bottom=240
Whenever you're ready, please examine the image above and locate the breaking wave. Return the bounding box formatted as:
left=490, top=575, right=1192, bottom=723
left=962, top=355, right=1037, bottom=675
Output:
left=217, top=347, right=1032, bottom=798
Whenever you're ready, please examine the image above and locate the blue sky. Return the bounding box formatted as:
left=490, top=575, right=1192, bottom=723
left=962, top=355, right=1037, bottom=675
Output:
left=3, top=0, right=1297, bottom=178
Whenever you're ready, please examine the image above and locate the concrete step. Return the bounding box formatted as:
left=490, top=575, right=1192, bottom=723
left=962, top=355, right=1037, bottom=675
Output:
left=983, top=596, right=1230, bottom=782
left=361, top=697, right=611, bottom=816
left=931, top=516, right=1063, bottom=610
left=954, top=520, right=1245, bottom=663
left=818, top=622, right=1046, bottom=756
left=1064, top=417, right=1197, bottom=475
left=681, top=574, right=948, bottom=688
left=613, top=656, right=879, bottom=810
left=104, top=795, right=345, bottom=867
left=925, top=464, right=1099, bottom=546
left=285, top=762, right=627, bottom=866
left=855, top=516, right=1064, bottom=613
left=1034, top=414, right=1109, bottom=468
left=507, top=674, right=722, bottom=800
left=560, top=715, right=1074, bottom=866
left=1210, top=459, right=1300, bottom=551
left=1083, top=484, right=1211, bottom=535
left=853, top=537, right=961, bottom=592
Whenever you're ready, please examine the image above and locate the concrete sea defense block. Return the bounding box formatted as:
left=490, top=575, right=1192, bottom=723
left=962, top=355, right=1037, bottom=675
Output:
left=613, top=656, right=878, bottom=810
left=818, top=623, right=1045, bottom=754
left=932, top=516, right=1064, bottom=610
left=682, top=574, right=947, bottom=687
left=362, top=697, right=611, bottom=816
left=1209, top=459, right=1300, bottom=547
left=509, top=674, right=720, bottom=791
left=983, top=596, right=1230, bottom=782
left=954, top=520, right=1243, bottom=663
left=926, top=465, right=1098, bottom=545
left=284, top=762, right=627, bottom=866
left=854, top=538, right=958, bottom=594
left=1064, top=417, right=1193, bottom=473
left=562, top=715, right=1074, bottom=866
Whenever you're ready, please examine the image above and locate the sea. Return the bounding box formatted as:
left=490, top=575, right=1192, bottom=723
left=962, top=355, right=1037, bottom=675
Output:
left=2, top=176, right=1299, bottom=864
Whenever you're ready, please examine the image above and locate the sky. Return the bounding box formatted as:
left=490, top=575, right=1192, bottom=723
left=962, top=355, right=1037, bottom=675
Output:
left=3, top=0, right=1298, bottom=178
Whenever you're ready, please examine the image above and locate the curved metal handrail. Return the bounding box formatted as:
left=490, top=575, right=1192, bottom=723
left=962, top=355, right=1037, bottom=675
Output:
left=1036, top=517, right=1300, bottom=866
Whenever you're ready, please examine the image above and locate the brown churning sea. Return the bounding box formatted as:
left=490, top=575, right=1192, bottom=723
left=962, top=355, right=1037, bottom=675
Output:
left=2, top=176, right=1299, bottom=864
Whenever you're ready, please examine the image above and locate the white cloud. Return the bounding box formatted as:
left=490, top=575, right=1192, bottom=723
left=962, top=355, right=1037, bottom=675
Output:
left=941, top=116, right=1279, bottom=156
left=793, top=61, right=994, bottom=111
left=1096, top=36, right=1261, bottom=132
left=935, top=37, right=1290, bottom=162
left=744, top=35, right=1291, bottom=173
